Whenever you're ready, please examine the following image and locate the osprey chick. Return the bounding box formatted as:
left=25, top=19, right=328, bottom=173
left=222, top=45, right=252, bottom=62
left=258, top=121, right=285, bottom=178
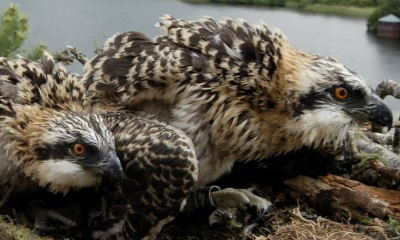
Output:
left=80, top=16, right=393, bottom=239
left=0, top=54, right=199, bottom=240
left=0, top=55, right=123, bottom=195
left=84, top=16, right=392, bottom=187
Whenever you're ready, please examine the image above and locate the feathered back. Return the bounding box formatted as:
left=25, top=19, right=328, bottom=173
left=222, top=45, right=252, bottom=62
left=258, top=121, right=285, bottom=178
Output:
left=83, top=15, right=294, bottom=110
left=0, top=53, right=87, bottom=111
left=157, top=15, right=287, bottom=75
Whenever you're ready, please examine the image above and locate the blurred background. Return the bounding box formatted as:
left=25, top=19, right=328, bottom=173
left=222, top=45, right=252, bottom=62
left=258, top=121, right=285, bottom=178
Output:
left=0, top=0, right=399, bottom=110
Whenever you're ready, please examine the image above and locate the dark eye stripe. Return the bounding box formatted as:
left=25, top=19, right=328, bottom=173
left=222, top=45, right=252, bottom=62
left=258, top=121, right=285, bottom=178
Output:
left=328, top=85, right=364, bottom=102
left=293, top=85, right=366, bottom=117
left=36, top=141, right=99, bottom=161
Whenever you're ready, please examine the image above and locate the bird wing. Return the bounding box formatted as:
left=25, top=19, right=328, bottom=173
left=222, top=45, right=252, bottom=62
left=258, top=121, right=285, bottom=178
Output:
left=158, top=15, right=257, bottom=62
left=99, top=111, right=198, bottom=239
left=157, top=15, right=287, bottom=80
left=83, top=16, right=286, bottom=111
left=83, top=30, right=203, bottom=107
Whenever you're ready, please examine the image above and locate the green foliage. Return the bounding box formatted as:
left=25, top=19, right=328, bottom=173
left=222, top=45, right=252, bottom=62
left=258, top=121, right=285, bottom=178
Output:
left=0, top=4, right=47, bottom=60
left=24, top=43, right=47, bottom=61
left=186, top=0, right=382, bottom=7
left=388, top=216, right=400, bottom=234
left=202, top=0, right=286, bottom=6
left=286, top=3, right=375, bottom=18
left=287, top=0, right=380, bottom=7
left=183, top=0, right=377, bottom=17
left=252, top=0, right=286, bottom=6
left=360, top=216, right=374, bottom=225
left=0, top=5, right=28, bottom=58
left=0, top=217, right=42, bottom=240
left=367, top=0, right=400, bottom=33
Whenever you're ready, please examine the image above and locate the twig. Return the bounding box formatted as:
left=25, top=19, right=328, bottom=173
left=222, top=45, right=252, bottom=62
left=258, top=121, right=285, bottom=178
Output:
left=53, top=45, right=88, bottom=65
left=370, top=159, right=400, bottom=183
left=364, top=132, right=393, bottom=145
left=355, top=136, right=400, bottom=169
left=376, top=79, right=400, bottom=99
left=0, top=185, right=14, bottom=209
left=393, top=118, right=400, bottom=154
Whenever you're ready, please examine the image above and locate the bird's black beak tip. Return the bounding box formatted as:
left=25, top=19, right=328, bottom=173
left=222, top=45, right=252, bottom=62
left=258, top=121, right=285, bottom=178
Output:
left=99, top=152, right=124, bottom=183
left=105, top=164, right=124, bottom=183
left=369, top=95, right=393, bottom=132
left=112, top=167, right=124, bottom=183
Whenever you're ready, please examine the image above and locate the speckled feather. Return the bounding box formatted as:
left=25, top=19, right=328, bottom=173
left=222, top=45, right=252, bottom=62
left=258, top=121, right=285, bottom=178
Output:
left=0, top=54, right=114, bottom=194
left=97, top=111, right=197, bottom=240
left=84, top=16, right=368, bottom=188
left=0, top=54, right=199, bottom=239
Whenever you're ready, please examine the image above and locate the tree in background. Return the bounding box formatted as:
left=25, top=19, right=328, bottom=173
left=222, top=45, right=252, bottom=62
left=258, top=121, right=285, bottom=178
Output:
left=367, top=0, right=400, bottom=33
left=288, top=0, right=380, bottom=7
left=0, top=5, right=46, bottom=60
left=205, top=0, right=285, bottom=6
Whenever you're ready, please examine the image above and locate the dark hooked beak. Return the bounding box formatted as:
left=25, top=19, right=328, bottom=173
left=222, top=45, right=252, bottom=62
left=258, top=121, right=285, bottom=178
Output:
left=349, top=94, right=393, bottom=131
left=98, top=151, right=123, bottom=182
left=367, top=94, right=393, bottom=131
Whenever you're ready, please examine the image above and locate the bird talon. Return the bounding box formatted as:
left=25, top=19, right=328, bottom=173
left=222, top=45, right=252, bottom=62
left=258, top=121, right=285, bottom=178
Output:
left=27, top=201, right=76, bottom=234
left=210, top=187, right=273, bottom=223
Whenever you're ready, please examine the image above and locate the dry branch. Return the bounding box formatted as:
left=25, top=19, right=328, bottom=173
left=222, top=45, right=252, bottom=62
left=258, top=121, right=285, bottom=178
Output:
left=370, top=159, right=400, bottom=183
left=354, top=134, right=400, bottom=169
left=376, top=79, right=400, bottom=99
left=284, top=175, right=400, bottom=221
left=363, top=132, right=393, bottom=145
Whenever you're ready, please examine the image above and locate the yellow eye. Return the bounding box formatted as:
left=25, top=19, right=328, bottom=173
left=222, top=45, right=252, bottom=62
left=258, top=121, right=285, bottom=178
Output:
left=334, top=87, right=349, bottom=100
left=73, top=143, right=86, bottom=155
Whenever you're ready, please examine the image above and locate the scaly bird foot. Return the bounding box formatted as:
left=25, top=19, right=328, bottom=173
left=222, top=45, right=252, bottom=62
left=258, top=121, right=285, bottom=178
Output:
left=210, top=188, right=274, bottom=222
left=27, top=200, right=76, bottom=233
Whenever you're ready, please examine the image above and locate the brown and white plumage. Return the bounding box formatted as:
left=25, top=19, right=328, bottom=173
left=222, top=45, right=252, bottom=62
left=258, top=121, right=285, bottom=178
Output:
left=0, top=54, right=198, bottom=239
left=2, top=15, right=393, bottom=240
left=94, top=111, right=197, bottom=239
left=0, top=54, right=123, bottom=194
left=84, top=15, right=392, bottom=188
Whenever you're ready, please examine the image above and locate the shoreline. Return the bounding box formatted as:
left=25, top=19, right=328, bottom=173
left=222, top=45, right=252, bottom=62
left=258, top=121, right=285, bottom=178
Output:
left=181, top=0, right=375, bottom=18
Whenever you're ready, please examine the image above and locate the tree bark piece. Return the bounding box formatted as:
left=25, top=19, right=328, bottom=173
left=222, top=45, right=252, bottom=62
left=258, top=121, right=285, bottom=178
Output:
left=284, top=174, right=400, bottom=220
left=370, top=159, right=400, bottom=183
left=355, top=137, right=400, bottom=169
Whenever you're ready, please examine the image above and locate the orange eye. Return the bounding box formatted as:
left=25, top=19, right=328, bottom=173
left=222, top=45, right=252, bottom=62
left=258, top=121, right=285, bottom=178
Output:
left=73, top=143, right=86, bottom=155
left=334, top=87, right=349, bottom=100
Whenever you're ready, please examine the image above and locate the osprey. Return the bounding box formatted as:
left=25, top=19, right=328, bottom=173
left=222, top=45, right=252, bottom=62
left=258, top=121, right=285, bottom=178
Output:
left=0, top=54, right=123, bottom=195
left=0, top=54, right=198, bottom=239
left=82, top=15, right=393, bottom=238
left=84, top=15, right=392, bottom=185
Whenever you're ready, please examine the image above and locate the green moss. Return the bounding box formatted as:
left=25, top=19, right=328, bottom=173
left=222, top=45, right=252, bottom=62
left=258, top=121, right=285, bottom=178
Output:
left=360, top=216, right=374, bottom=225
left=388, top=216, right=400, bottom=234
left=0, top=217, right=42, bottom=240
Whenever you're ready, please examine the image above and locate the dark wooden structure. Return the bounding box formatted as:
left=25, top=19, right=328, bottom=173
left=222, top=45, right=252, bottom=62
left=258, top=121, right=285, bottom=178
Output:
left=378, top=14, right=400, bottom=39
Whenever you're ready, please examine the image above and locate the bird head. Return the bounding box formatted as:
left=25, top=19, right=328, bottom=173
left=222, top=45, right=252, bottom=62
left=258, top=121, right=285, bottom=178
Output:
left=7, top=106, right=123, bottom=194
left=282, top=54, right=392, bottom=150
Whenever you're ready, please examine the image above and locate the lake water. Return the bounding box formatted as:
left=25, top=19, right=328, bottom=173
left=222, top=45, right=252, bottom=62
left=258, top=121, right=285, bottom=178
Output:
left=1, top=0, right=400, bottom=110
